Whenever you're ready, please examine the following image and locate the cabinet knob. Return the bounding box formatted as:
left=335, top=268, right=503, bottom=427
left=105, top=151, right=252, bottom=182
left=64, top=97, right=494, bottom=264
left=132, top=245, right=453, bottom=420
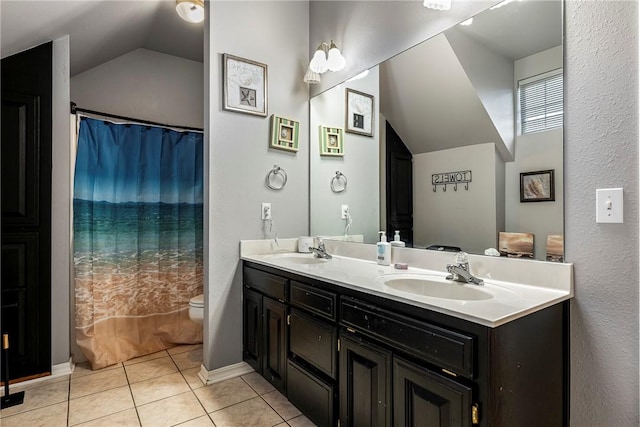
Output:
left=318, top=335, right=322, bottom=342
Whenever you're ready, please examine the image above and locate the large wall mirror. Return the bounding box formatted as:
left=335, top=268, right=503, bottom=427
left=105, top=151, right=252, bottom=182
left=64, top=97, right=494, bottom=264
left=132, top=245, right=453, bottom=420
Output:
left=310, top=0, right=563, bottom=261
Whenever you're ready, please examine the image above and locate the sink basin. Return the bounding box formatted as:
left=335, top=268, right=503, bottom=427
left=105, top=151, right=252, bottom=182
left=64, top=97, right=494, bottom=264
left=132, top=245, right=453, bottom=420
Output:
left=264, top=253, right=329, bottom=265
left=380, top=275, right=493, bottom=301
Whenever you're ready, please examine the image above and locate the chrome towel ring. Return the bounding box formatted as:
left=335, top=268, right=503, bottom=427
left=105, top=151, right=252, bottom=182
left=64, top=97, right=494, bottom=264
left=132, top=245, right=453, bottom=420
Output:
left=265, top=165, right=287, bottom=190
left=331, top=171, right=347, bottom=193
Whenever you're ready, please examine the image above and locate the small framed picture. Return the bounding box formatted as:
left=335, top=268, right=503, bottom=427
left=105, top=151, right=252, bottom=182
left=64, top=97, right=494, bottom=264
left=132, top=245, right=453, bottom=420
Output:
left=520, top=170, right=555, bottom=202
left=270, top=115, right=300, bottom=152
left=345, top=88, right=374, bottom=137
left=223, top=53, right=268, bottom=117
left=320, top=126, right=344, bottom=156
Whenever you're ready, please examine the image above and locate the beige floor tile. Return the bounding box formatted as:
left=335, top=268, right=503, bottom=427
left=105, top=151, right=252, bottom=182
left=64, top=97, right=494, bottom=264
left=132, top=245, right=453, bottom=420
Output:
left=68, top=385, right=134, bottom=426
left=137, top=391, right=206, bottom=427
left=0, top=401, right=67, bottom=427
left=170, top=346, right=203, bottom=371
left=181, top=367, right=206, bottom=390
left=274, top=424, right=288, bottom=427
left=130, top=372, right=190, bottom=406
left=72, top=361, right=122, bottom=379
left=124, top=356, right=178, bottom=384
left=175, top=415, right=215, bottom=426
left=241, top=372, right=275, bottom=395
left=0, top=379, right=69, bottom=417
left=209, top=396, right=284, bottom=427
left=262, top=390, right=301, bottom=421
left=123, top=350, right=169, bottom=366
left=193, top=377, right=257, bottom=413
left=70, top=366, right=128, bottom=399
left=167, top=343, right=202, bottom=356
left=75, top=408, right=140, bottom=427
left=287, top=414, right=317, bottom=427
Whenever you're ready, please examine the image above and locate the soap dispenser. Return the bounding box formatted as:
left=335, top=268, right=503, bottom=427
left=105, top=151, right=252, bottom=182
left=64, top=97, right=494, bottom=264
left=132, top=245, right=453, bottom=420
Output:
left=377, top=231, right=391, bottom=266
left=390, top=230, right=406, bottom=247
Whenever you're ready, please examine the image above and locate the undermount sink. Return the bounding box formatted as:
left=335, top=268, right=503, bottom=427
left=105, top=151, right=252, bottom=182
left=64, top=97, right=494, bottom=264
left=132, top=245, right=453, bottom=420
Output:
left=264, top=253, right=329, bottom=265
left=380, top=275, right=493, bottom=301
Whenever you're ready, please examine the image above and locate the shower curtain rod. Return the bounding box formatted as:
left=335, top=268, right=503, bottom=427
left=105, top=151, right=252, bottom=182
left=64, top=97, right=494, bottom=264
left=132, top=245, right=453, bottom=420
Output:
left=70, top=102, right=204, bottom=132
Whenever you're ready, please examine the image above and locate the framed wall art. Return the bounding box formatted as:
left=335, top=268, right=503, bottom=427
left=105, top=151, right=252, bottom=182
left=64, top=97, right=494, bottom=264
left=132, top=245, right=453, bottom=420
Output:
left=345, top=88, right=374, bottom=136
left=320, top=126, right=344, bottom=156
left=269, top=115, right=300, bottom=152
left=223, top=53, right=268, bottom=117
left=520, top=169, right=555, bottom=202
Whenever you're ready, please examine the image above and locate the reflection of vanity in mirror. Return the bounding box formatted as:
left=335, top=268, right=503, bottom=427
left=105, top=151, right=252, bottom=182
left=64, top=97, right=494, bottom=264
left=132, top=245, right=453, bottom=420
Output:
left=310, top=0, right=563, bottom=261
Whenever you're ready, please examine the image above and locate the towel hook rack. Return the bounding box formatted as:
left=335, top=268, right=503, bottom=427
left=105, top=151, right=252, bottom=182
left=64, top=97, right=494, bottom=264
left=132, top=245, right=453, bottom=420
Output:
left=330, top=171, right=347, bottom=193
left=265, top=165, right=287, bottom=190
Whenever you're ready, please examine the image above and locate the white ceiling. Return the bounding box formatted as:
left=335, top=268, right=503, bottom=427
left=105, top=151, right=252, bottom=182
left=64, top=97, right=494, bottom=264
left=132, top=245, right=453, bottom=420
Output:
left=0, top=0, right=204, bottom=76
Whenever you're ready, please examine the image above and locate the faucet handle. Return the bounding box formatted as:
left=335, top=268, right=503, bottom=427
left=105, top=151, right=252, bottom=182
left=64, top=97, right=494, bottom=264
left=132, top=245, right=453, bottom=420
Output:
left=454, top=251, right=469, bottom=264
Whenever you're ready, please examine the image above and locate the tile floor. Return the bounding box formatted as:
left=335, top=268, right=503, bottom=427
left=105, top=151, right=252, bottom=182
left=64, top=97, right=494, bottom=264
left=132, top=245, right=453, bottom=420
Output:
left=0, top=344, right=315, bottom=427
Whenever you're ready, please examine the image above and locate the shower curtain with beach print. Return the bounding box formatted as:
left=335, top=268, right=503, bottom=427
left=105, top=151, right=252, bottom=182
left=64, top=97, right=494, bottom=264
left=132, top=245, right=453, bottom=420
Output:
left=73, top=117, right=203, bottom=369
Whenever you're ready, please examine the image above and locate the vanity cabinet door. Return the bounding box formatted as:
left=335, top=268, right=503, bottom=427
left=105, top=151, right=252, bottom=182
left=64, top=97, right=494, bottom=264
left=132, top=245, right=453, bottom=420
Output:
left=339, top=332, right=392, bottom=427
left=242, top=288, right=263, bottom=373
left=263, top=297, right=287, bottom=393
left=393, top=356, right=472, bottom=427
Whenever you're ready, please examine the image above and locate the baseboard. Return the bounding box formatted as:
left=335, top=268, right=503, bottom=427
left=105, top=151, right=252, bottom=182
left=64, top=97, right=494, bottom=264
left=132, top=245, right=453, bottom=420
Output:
left=0, top=357, right=75, bottom=396
left=197, top=361, right=254, bottom=386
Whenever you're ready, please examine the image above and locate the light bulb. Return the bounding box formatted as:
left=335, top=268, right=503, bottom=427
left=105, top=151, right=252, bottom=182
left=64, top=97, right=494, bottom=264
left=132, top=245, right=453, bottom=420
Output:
left=423, top=0, right=451, bottom=11
left=327, top=42, right=346, bottom=72
left=309, top=48, right=328, bottom=74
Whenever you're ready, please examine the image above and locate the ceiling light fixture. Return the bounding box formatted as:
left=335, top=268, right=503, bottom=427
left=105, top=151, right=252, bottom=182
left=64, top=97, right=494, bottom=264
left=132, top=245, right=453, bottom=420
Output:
left=309, top=41, right=346, bottom=74
left=176, top=0, right=204, bottom=24
left=423, top=0, right=452, bottom=11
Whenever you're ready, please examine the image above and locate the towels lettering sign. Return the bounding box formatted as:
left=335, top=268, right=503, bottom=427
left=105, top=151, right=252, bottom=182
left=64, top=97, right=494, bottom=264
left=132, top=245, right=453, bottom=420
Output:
left=432, top=170, right=472, bottom=192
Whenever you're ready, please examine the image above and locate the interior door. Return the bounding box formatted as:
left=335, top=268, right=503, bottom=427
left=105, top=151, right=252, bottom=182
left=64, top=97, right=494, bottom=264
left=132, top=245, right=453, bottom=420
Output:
left=385, top=121, right=413, bottom=246
left=1, top=42, right=53, bottom=381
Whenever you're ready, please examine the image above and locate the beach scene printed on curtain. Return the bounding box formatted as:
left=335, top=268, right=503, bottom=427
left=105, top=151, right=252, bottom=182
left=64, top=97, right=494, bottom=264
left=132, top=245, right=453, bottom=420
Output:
left=73, top=117, right=204, bottom=369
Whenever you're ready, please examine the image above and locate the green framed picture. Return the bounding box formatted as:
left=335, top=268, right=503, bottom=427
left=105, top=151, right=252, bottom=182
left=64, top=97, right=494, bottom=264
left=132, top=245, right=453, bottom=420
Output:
left=270, top=115, right=300, bottom=152
left=319, top=125, right=344, bottom=156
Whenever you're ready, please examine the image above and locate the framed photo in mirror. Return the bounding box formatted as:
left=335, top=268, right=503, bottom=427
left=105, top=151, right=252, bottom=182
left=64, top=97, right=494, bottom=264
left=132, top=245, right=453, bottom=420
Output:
left=520, top=170, right=555, bottom=202
left=345, top=88, right=374, bottom=136
left=320, top=126, right=344, bottom=156
left=269, top=115, right=299, bottom=152
left=223, top=53, right=268, bottom=117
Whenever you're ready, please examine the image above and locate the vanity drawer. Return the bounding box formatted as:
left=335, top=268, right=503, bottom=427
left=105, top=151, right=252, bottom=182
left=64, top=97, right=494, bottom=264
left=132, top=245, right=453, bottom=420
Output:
left=290, top=281, right=336, bottom=321
left=340, top=297, right=475, bottom=378
left=243, top=266, right=287, bottom=301
left=287, top=359, right=335, bottom=427
left=289, top=309, right=337, bottom=379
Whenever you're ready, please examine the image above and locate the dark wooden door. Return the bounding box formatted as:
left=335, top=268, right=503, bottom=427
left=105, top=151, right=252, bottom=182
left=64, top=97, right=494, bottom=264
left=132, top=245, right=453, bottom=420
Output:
left=263, top=297, right=287, bottom=393
left=242, top=289, right=263, bottom=373
left=385, top=121, right=413, bottom=246
left=1, top=42, right=52, bottom=381
left=339, top=332, right=392, bottom=427
left=393, top=357, right=472, bottom=427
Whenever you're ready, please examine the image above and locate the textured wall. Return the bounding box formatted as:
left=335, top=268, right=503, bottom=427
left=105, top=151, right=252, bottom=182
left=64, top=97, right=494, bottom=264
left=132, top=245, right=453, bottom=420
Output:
left=205, top=1, right=309, bottom=369
left=565, top=1, right=639, bottom=425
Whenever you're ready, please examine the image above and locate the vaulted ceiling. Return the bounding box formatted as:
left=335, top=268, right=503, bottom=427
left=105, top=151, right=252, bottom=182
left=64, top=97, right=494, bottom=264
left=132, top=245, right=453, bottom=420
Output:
left=0, top=0, right=204, bottom=76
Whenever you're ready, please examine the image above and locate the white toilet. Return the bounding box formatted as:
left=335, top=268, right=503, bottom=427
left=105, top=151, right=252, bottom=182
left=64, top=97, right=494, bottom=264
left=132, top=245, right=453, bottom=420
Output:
left=188, top=294, right=204, bottom=324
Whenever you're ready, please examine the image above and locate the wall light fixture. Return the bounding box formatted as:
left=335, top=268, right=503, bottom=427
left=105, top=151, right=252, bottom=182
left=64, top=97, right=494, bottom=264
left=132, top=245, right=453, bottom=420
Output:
left=309, top=41, right=346, bottom=74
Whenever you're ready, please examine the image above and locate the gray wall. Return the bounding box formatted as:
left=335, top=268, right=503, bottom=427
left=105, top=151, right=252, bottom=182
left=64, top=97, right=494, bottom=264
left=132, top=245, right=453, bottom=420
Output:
left=312, top=0, right=639, bottom=424
left=565, top=1, right=639, bottom=424
left=204, top=1, right=309, bottom=370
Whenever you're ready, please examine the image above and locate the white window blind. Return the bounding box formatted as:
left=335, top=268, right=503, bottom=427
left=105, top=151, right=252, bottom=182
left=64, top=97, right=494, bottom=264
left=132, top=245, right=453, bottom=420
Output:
left=518, top=69, right=563, bottom=134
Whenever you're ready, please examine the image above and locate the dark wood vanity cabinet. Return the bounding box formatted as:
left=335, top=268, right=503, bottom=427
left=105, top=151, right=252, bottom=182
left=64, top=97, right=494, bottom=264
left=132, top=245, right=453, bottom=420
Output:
left=242, top=261, right=568, bottom=427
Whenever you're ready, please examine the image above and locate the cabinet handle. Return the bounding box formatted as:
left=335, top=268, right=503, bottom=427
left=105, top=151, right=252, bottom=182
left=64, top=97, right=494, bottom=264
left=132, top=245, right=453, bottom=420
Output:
left=287, top=314, right=291, bottom=325
left=472, top=403, right=480, bottom=425
left=317, top=335, right=322, bottom=342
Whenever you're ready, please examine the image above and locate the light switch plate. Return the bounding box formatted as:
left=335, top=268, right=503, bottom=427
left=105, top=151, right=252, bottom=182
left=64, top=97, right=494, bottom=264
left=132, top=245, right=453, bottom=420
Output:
left=596, top=188, right=623, bottom=223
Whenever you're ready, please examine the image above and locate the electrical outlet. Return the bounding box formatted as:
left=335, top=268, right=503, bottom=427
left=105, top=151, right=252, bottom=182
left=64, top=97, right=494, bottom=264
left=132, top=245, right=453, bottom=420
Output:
left=341, top=204, right=349, bottom=219
left=261, top=202, right=272, bottom=220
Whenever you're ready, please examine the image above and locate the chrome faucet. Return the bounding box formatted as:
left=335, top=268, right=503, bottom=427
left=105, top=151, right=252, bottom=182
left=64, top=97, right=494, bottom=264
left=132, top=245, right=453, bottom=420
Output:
left=310, top=237, right=332, bottom=259
left=446, top=252, right=483, bottom=286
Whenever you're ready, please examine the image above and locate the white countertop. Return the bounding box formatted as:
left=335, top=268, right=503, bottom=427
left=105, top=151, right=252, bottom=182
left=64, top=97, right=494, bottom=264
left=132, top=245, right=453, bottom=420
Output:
left=240, top=239, right=573, bottom=328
